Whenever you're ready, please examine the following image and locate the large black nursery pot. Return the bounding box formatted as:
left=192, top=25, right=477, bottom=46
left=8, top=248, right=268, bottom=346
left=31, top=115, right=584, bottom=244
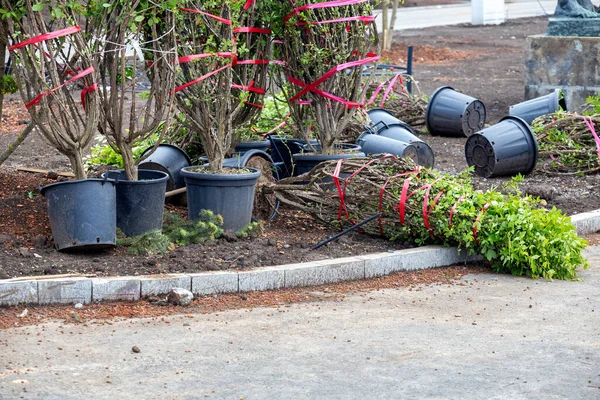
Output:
left=375, top=124, right=435, bottom=169
left=103, top=169, right=169, bottom=237
left=181, top=166, right=261, bottom=231
left=267, top=135, right=319, bottom=178
left=235, top=139, right=270, bottom=155
left=138, top=144, right=191, bottom=192
left=292, top=143, right=365, bottom=176
left=426, top=86, right=486, bottom=137
left=40, top=178, right=116, bottom=251
left=357, top=131, right=420, bottom=163
left=508, top=89, right=566, bottom=125
left=465, top=116, right=538, bottom=178
left=367, top=108, right=404, bottom=127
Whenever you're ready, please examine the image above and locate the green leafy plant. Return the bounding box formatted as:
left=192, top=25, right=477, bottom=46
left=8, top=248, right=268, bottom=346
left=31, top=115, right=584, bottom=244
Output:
left=85, top=135, right=157, bottom=169
left=236, top=221, right=263, bottom=238
left=274, top=157, right=589, bottom=280
left=0, top=74, right=18, bottom=95
left=117, top=229, right=173, bottom=256
left=162, top=210, right=224, bottom=246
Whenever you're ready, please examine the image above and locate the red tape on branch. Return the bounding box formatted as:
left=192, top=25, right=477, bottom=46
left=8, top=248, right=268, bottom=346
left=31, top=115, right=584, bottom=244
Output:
left=174, top=63, right=232, bottom=93
left=332, top=159, right=349, bottom=229
left=473, top=203, right=491, bottom=246
left=380, top=74, right=400, bottom=108
left=80, top=82, right=97, bottom=111
left=448, top=195, right=466, bottom=228
left=9, top=26, right=80, bottom=51
left=422, top=180, right=443, bottom=237
left=180, top=7, right=232, bottom=25
left=26, top=66, right=94, bottom=109
left=288, top=55, right=380, bottom=105
left=396, top=167, right=423, bottom=224
left=232, top=80, right=265, bottom=94
left=243, top=0, right=256, bottom=10
left=283, top=0, right=369, bottom=24
left=378, top=171, right=414, bottom=236
left=295, top=15, right=375, bottom=26
left=233, top=27, right=272, bottom=34
left=288, top=76, right=361, bottom=108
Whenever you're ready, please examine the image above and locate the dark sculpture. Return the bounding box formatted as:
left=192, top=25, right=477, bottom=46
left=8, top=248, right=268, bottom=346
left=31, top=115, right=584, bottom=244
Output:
left=555, top=0, right=599, bottom=18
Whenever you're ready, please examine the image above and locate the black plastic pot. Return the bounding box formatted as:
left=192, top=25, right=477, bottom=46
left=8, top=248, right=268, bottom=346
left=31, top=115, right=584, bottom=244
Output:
left=102, top=170, right=169, bottom=237
left=508, top=89, right=566, bottom=125
left=357, top=131, right=419, bottom=160
left=426, top=86, right=486, bottom=137
left=465, top=116, right=538, bottom=178
left=375, top=124, right=435, bottom=168
left=367, top=108, right=403, bottom=127
left=292, top=144, right=365, bottom=176
left=235, top=139, right=270, bottom=154
left=181, top=167, right=261, bottom=231
left=40, top=179, right=117, bottom=251
left=267, top=135, right=319, bottom=178
left=138, top=144, right=191, bottom=192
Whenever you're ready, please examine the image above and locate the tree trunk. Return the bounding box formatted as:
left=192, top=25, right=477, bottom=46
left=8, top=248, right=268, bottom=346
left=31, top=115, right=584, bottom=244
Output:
left=0, top=122, right=34, bottom=166
left=0, top=18, right=8, bottom=120
left=387, top=0, right=400, bottom=51
left=120, top=145, right=138, bottom=181
left=382, top=1, right=390, bottom=51
left=66, top=149, right=87, bottom=180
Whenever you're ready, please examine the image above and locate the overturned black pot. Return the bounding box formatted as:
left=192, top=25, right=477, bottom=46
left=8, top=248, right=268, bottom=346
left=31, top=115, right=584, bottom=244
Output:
left=40, top=178, right=117, bottom=251
left=508, top=89, right=566, bottom=125
left=102, top=169, right=169, bottom=237
left=139, top=144, right=191, bottom=192
left=367, top=108, right=404, bottom=127
left=181, top=167, right=261, bottom=231
left=426, top=86, right=486, bottom=137
left=465, top=116, right=538, bottom=178
left=374, top=124, right=435, bottom=168
left=357, top=131, right=419, bottom=163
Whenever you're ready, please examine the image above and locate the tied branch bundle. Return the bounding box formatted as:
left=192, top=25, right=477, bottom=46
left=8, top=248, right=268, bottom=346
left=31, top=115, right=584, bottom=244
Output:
left=273, top=156, right=588, bottom=280
left=533, top=112, right=600, bottom=175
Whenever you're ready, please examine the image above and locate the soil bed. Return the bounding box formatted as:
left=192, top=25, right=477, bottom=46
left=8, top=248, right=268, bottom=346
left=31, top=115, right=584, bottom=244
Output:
left=1, top=15, right=599, bottom=279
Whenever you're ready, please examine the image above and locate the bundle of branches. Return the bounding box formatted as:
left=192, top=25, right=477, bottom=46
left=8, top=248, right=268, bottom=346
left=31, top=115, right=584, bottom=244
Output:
left=532, top=111, right=600, bottom=175
left=2, top=0, right=98, bottom=179
left=274, top=0, right=379, bottom=155
left=339, top=75, right=428, bottom=143
left=273, top=156, right=588, bottom=280
left=174, top=1, right=271, bottom=171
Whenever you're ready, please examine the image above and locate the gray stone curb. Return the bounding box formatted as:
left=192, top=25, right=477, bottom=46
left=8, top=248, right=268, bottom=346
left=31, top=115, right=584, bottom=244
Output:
left=1, top=209, right=598, bottom=307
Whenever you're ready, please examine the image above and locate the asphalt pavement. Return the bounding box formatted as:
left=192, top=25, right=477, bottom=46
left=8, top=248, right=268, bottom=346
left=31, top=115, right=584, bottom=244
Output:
left=1, top=245, right=598, bottom=400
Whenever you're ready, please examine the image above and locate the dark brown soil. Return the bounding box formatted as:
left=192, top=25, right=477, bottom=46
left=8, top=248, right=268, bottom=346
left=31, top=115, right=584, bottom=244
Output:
left=1, top=15, right=599, bottom=280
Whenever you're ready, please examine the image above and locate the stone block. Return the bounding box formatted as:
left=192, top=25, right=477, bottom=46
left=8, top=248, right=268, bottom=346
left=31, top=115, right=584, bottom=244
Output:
left=239, top=267, right=285, bottom=293
left=92, top=278, right=141, bottom=302
left=361, top=251, right=407, bottom=279
left=38, top=278, right=92, bottom=305
left=0, top=280, right=38, bottom=306
left=191, top=271, right=239, bottom=296
left=284, top=257, right=365, bottom=288
left=140, top=275, right=191, bottom=297
left=525, top=35, right=600, bottom=111
left=571, top=210, right=600, bottom=236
